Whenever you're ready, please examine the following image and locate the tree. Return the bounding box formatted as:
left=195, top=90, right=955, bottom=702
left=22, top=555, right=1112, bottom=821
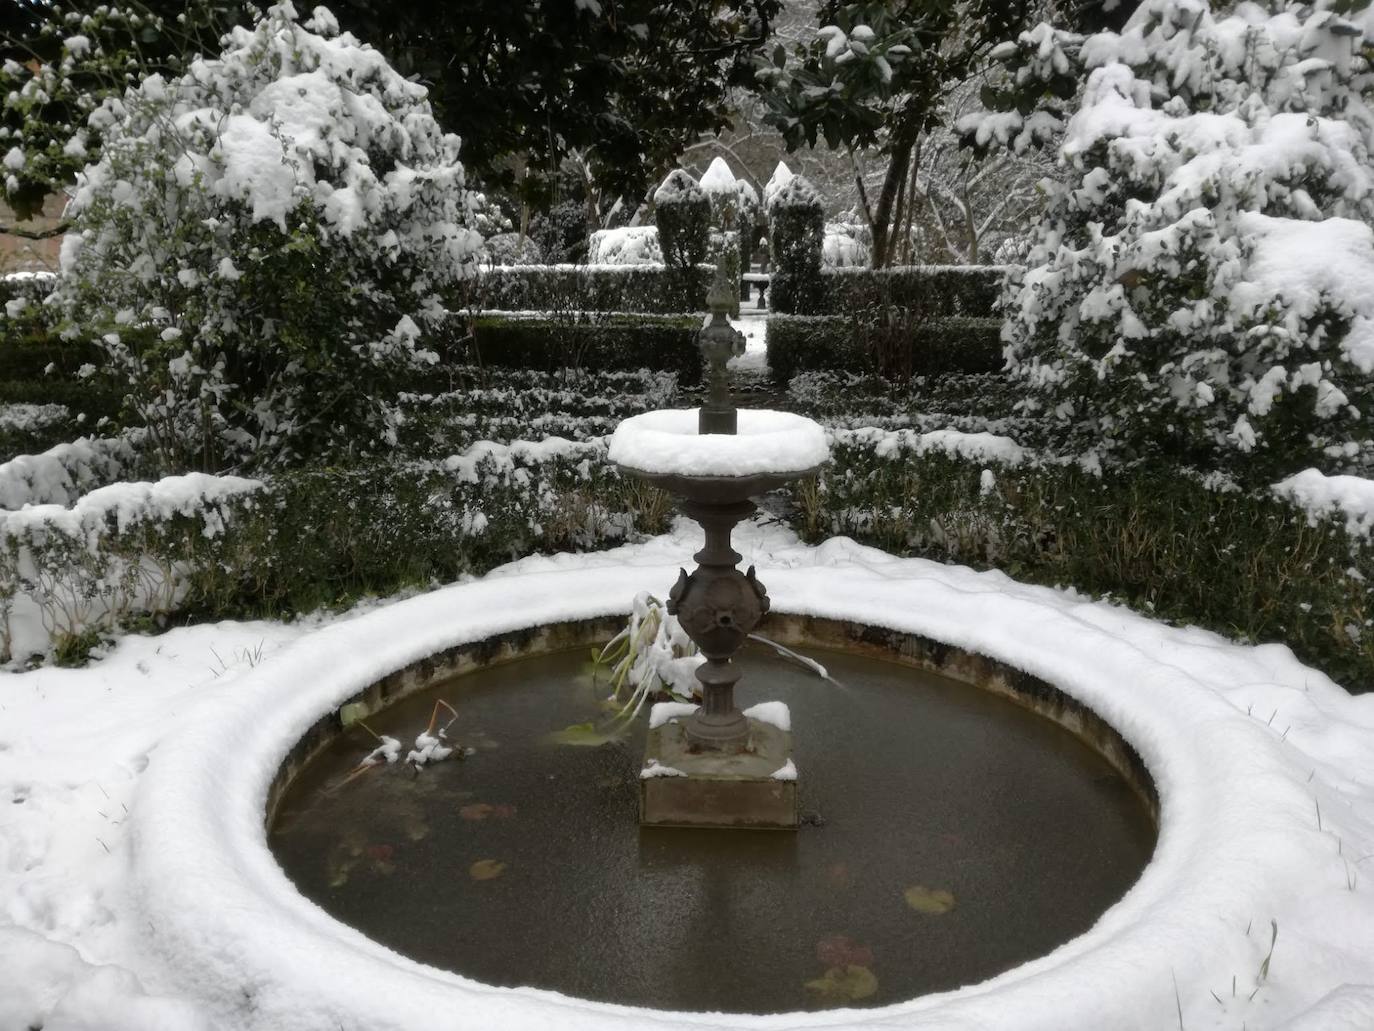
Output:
left=290, top=0, right=783, bottom=213
left=754, top=0, right=1050, bottom=266
left=1, top=1, right=247, bottom=225
left=51, top=3, right=482, bottom=472
left=961, top=0, right=1374, bottom=482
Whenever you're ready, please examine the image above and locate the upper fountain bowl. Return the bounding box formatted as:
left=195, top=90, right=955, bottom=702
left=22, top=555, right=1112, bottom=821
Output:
left=609, top=408, right=829, bottom=502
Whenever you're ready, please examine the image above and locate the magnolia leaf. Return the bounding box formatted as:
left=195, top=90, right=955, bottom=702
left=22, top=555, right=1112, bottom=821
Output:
left=469, top=859, right=506, bottom=881
left=339, top=702, right=370, bottom=727
left=904, top=885, right=956, bottom=914
left=805, top=964, right=877, bottom=1003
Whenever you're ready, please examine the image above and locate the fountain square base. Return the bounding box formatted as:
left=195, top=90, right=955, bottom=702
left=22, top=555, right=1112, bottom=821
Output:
left=640, top=717, right=798, bottom=830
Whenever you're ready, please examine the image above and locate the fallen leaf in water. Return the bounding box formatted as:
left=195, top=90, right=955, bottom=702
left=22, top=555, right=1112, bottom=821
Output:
left=903, top=885, right=956, bottom=914
left=403, top=815, right=430, bottom=841
left=365, top=844, right=394, bottom=862
left=339, top=702, right=371, bottom=727
left=469, top=859, right=506, bottom=881
left=817, top=934, right=873, bottom=969
left=492, top=804, right=517, bottom=819
left=805, top=965, right=877, bottom=1003
left=460, top=803, right=494, bottom=821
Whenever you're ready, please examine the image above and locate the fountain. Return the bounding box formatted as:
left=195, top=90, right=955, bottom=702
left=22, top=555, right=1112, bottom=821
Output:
left=607, top=272, right=828, bottom=828
left=150, top=270, right=1162, bottom=1019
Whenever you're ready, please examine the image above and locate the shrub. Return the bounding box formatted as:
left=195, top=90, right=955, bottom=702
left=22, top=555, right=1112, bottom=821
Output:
left=767, top=175, right=825, bottom=314
left=654, top=169, right=711, bottom=268
left=52, top=4, right=483, bottom=473
left=793, top=432, right=1374, bottom=691
left=963, top=5, right=1374, bottom=483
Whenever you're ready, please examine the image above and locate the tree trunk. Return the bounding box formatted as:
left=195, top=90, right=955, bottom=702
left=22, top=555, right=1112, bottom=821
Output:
left=869, top=125, right=919, bottom=268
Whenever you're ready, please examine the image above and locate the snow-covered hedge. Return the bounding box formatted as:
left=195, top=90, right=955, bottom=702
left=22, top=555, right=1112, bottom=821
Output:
left=964, top=1, right=1374, bottom=483
left=587, top=226, right=662, bottom=266
left=767, top=313, right=1002, bottom=384
left=768, top=175, right=826, bottom=314
left=0, top=435, right=142, bottom=509
left=653, top=169, right=711, bottom=268
left=0, top=472, right=263, bottom=661
left=472, top=264, right=712, bottom=315
left=798, top=429, right=1374, bottom=689
left=52, top=3, right=483, bottom=473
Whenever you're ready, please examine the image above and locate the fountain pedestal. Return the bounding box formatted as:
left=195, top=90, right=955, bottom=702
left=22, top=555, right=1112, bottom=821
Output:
left=641, top=716, right=797, bottom=829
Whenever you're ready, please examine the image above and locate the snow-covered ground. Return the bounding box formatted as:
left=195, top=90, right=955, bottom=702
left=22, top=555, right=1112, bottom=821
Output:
left=3, top=519, right=1373, bottom=1030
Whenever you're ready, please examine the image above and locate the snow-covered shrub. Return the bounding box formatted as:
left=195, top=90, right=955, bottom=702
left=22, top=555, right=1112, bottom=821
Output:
left=822, top=222, right=869, bottom=268
left=964, top=1, right=1374, bottom=482
left=768, top=175, right=826, bottom=314
left=700, top=156, right=743, bottom=230
left=653, top=169, right=711, bottom=268
left=482, top=232, right=544, bottom=266
left=588, top=225, right=663, bottom=265
left=53, top=3, right=482, bottom=472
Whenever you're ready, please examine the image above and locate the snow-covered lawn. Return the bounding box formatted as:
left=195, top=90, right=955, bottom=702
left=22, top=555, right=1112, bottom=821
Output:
left=3, top=520, right=1373, bottom=1030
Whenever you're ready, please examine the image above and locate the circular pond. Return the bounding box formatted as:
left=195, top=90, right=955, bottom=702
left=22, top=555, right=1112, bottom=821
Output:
left=269, top=640, right=1155, bottom=1014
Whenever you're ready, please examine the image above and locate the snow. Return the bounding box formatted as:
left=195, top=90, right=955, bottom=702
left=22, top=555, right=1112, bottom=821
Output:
left=763, top=161, right=794, bottom=209
left=1273, top=468, right=1374, bottom=539
left=587, top=226, right=662, bottom=266
left=648, top=701, right=699, bottom=730
left=652, top=169, right=702, bottom=206
left=1, top=517, right=1367, bottom=1029
left=639, top=759, right=688, bottom=779
left=742, top=700, right=791, bottom=732
left=609, top=409, right=829, bottom=477
left=769, top=758, right=798, bottom=782
left=699, top=156, right=738, bottom=196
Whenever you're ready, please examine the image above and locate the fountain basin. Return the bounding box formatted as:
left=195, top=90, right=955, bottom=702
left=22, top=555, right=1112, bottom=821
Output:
left=127, top=558, right=1299, bottom=1030
left=609, top=408, right=828, bottom=480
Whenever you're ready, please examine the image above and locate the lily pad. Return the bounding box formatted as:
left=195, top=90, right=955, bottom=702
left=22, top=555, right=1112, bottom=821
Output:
left=545, top=721, right=622, bottom=747
left=903, top=885, right=956, bottom=914
left=339, top=702, right=370, bottom=727
left=805, top=964, right=878, bottom=1003
left=469, top=859, right=506, bottom=881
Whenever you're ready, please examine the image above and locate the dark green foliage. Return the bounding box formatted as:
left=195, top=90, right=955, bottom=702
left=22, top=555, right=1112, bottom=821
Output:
left=473, top=265, right=712, bottom=315
left=458, top=316, right=703, bottom=387
left=768, top=181, right=825, bottom=314
left=656, top=197, right=712, bottom=269
left=767, top=314, right=1002, bottom=384
left=819, top=266, right=1008, bottom=316
left=178, top=458, right=673, bottom=620
left=793, top=445, right=1374, bottom=691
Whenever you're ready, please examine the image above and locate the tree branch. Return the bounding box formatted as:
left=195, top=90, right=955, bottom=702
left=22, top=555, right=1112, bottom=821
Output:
left=0, top=220, right=69, bottom=240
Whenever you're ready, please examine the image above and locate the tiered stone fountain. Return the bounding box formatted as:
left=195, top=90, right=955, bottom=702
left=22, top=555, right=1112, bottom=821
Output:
left=608, top=277, right=827, bottom=828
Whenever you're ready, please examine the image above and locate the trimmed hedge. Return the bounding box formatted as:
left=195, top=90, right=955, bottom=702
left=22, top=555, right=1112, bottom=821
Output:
left=793, top=438, right=1374, bottom=692
left=452, top=315, right=703, bottom=386
left=767, top=313, right=1003, bottom=385
left=771, top=264, right=1013, bottom=317
left=470, top=264, right=713, bottom=315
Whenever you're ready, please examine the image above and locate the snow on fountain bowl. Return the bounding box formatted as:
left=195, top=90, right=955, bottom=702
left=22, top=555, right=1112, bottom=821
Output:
left=609, top=407, right=829, bottom=501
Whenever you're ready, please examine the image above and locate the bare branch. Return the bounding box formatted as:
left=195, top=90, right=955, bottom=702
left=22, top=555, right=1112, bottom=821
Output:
left=0, top=221, right=69, bottom=240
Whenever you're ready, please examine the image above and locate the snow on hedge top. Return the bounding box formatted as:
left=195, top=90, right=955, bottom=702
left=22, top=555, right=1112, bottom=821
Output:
left=768, top=173, right=821, bottom=215
left=1273, top=468, right=1374, bottom=539
left=587, top=226, right=662, bottom=265
left=763, top=160, right=794, bottom=208
left=653, top=168, right=704, bottom=206
left=68, top=1, right=480, bottom=256
left=609, top=408, right=828, bottom=477
left=699, top=156, right=738, bottom=196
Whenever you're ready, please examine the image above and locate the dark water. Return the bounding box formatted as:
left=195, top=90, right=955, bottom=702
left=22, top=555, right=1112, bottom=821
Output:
left=269, top=644, right=1155, bottom=1014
